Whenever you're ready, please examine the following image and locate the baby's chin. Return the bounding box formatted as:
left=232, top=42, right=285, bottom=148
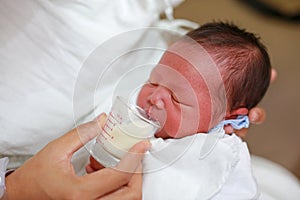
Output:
left=154, top=129, right=186, bottom=139
left=154, top=129, right=172, bottom=139
left=155, top=127, right=204, bottom=139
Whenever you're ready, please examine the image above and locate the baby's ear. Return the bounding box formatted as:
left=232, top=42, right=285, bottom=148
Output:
left=225, top=107, right=248, bottom=119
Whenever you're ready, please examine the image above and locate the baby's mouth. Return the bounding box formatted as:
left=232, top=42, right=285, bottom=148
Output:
left=144, top=106, right=156, bottom=121
left=146, top=106, right=166, bottom=130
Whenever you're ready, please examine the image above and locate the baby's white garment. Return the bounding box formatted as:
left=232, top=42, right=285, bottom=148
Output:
left=142, top=130, right=259, bottom=200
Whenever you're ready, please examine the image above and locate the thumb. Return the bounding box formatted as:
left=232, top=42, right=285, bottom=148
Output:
left=81, top=140, right=151, bottom=198
left=52, top=114, right=107, bottom=156
left=249, top=107, right=266, bottom=125
left=114, top=140, right=151, bottom=173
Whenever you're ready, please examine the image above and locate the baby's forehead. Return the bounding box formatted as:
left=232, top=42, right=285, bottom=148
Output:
left=150, top=64, right=191, bottom=88
left=155, top=47, right=217, bottom=85
left=152, top=40, right=226, bottom=100
left=149, top=64, right=201, bottom=105
left=162, top=40, right=222, bottom=81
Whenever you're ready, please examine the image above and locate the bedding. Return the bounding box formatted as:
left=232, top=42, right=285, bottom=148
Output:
left=0, top=0, right=184, bottom=168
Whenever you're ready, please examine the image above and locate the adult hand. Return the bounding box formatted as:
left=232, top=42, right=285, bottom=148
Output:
left=85, top=114, right=107, bottom=174
left=85, top=114, right=148, bottom=200
left=225, top=68, right=277, bottom=138
left=4, top=114, right=150, bottom=200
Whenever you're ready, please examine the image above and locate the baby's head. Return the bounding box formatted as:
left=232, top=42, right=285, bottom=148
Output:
left=137, top=22, right=271, bottom=139
left=187, top=22, right=271, bottom=114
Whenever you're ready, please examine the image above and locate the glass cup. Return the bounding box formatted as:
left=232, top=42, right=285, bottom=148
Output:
left=91, top=96, right=160, bottom=167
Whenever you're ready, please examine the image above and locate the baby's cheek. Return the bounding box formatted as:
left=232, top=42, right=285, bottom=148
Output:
left=163, top=125, right=178, bottom=138
left=175, top=106, right=201, bottom=137
left=152, top=108, right=169, bottom=138
left=163, top=105, right=199, bottom=138
left=136, top=90, right=147, bottom=108
left=160, top=113, right=182, bottom=138
left=151, top=108, right=166, bottom=127
left=136, top=98, right=143, bottom=108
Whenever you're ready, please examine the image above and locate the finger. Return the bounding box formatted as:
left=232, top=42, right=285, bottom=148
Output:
left=128, top=162, right=143, bottom=188
left=69, top=113, right=107, bottom=154
left=78, top=113, right=106, bottom=144
left=224, top=124, right=234, bottom=134
left=88, top=156, right=105, bottom=172
left=51, top=114, right=106, bottom=156
left=98, top=163, right=143, bottom=200
left=114, top=140, right=151, bottom=173
left=232, top=128, right=248, bottom=139
left=94, top=113, right=107, bottom=127
left=248, top=107, right=266, bottom=125
left=224, top=124, right=248, bottom=139
left=270, top=68, right=277, bottom=83
left=85, top=163, right=96, bottom=174
left=82, top=141, right=150, bottom=198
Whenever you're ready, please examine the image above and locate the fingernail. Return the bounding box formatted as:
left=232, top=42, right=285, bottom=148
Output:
left=93, top=113, right=107, bottom=121
left=143, top=140, right=152, bottom=151
left=251, top=113, right=259, bottom=122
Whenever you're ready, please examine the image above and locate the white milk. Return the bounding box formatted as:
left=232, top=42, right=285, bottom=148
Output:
left=99, top=120, right=155, bottom=159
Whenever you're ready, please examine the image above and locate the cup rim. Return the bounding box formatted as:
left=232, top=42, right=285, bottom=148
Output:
left=116, top=96, right=161, bottom=129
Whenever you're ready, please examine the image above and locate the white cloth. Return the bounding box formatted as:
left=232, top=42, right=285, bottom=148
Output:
left=0, top=157, right=9, bottom=198
left=143, top=130, right=259, bottom=200
left=0, top=0, right=184, bottom=169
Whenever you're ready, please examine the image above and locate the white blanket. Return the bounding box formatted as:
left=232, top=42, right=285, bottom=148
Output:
left=0, top=0, right=183, bottom=163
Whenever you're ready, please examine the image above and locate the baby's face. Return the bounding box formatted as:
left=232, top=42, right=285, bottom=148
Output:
left=137, top=50, right=214, bottom=139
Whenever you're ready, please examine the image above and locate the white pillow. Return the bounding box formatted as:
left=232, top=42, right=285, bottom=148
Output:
left=0, top=0, right=184, bottom=163
left=251, top=155, right=300, bottom=200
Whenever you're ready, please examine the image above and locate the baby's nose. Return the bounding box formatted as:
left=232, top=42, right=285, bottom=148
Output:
left=150, top=86, right=171, bottom=109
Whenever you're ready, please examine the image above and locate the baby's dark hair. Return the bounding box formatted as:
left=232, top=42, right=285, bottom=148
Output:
left=187, top=21, right=271, bottom=111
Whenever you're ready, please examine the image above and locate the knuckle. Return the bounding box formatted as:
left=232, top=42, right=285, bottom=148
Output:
left=118, top=175, right=131, bottom=186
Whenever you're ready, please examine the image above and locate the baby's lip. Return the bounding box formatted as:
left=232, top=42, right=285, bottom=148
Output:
left=145, top=107, right=153, bottom=118
left=141, top=105, right=149, bottom=115
left=145, top=106, right=158, bottom=121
